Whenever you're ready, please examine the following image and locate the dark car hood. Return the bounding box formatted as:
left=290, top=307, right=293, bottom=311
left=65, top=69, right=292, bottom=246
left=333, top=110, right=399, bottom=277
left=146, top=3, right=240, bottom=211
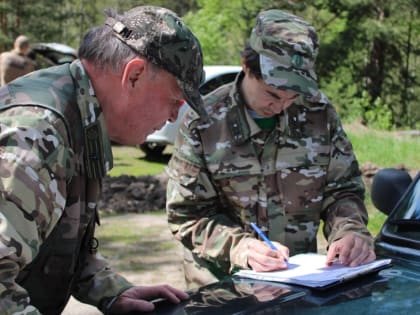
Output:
left=147, top=258, right=420, bottom=315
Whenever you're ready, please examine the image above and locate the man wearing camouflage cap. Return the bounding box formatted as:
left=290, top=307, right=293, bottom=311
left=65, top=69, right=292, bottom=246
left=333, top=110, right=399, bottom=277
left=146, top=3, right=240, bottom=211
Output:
left=0, top=6, right=205, bottom=315
left=166, top=9, right=376, bottom=289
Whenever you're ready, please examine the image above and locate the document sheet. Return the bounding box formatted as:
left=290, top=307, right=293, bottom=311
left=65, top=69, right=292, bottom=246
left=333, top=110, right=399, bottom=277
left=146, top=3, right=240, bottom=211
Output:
left=235, top=253, right=392, bottom=289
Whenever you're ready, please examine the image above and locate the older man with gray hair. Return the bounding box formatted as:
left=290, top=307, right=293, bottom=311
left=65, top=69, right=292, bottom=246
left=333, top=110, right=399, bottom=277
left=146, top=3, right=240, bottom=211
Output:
left=0, top=5, right=205, bottom=315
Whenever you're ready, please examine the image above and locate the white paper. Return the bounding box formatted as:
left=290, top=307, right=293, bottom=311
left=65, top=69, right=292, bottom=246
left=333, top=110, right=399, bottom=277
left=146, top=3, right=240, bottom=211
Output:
left=235, top=253, right=392, bottom=288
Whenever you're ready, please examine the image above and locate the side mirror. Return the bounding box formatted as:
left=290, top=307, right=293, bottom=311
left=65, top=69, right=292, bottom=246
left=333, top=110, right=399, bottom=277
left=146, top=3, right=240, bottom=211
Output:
left=371, top=168, right=412, bottom=215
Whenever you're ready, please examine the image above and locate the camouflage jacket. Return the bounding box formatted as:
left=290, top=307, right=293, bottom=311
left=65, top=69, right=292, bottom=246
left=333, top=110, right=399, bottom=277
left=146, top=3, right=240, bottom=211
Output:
left=0, top=61, right=132, bottom=315
left=166, top=72, right=373, bottom=287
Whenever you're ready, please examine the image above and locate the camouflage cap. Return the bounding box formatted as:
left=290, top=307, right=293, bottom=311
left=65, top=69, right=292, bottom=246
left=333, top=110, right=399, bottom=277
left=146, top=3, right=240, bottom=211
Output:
left=104, top=6, right=207, bottom=120
left=249, top=9, right=320, bottom=99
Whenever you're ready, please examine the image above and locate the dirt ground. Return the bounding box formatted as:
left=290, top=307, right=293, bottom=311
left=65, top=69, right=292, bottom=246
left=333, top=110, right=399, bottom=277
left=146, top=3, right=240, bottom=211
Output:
left=62, top=214, right=186, bottom=315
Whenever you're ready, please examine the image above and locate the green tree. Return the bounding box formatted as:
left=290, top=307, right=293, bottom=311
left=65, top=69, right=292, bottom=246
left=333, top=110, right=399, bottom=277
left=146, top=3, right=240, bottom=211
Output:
left=183, top=0, right=309, bottom=65
left=1, top=0, right=419, bottom=129
left=0, top=0, right=85, bottom=49
left=300, top=0, right=420, bottom=129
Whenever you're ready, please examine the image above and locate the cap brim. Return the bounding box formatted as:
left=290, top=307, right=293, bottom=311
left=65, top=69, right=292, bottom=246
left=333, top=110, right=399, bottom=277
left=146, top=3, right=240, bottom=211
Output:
left=260, top=54, right=319, bottom=98
left=177, top=79, right=209, bottom=122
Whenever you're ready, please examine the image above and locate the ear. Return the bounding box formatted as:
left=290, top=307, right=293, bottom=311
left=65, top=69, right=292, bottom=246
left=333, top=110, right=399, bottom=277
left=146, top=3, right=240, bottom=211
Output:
left=121, top=57, right=146, bottom=88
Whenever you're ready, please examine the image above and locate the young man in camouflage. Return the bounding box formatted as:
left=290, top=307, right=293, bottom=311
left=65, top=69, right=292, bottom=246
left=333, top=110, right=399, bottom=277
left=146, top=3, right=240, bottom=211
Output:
left=166, top=9, right=376, bottom=289
left=0, top=6, right=206, bottom=315
left=0, top=35, right=35, bottom=86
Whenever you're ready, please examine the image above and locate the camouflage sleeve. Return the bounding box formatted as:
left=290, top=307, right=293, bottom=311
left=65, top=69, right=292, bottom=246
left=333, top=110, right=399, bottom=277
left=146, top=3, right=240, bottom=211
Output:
left=166, top=114, right=253, bottom=274
left=320, top=105, right=374, bottom=248
left=72, top=252, right=133, bottom=312
left=0, top=106, right=72, bottom=314
left=0, top=107, right=132, bottom=314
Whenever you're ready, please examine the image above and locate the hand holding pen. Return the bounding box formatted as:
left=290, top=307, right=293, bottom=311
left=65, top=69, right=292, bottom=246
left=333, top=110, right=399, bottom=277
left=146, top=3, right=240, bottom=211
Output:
left=246, top=223, right=289, bottom=272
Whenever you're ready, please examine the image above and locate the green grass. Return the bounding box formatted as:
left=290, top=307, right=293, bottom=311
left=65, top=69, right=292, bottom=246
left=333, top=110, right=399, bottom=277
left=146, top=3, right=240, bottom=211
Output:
left=345, top=123, right=420, bottom=235
left=109, top=145, right=169, bottom=177
left=96, top=213, right=178, bottom=272
left=346, top=126, right=420, bottom=169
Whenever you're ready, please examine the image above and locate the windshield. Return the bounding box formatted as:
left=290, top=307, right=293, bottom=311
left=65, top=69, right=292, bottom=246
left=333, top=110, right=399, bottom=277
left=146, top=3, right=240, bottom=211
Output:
left=382, top=173, right=420, bottom=246
left=390, top=173, right=420, bottom=221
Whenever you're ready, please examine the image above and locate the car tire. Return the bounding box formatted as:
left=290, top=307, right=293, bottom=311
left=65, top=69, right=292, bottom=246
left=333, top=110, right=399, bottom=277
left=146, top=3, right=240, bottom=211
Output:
left=139, top=142, right=166, bottom=157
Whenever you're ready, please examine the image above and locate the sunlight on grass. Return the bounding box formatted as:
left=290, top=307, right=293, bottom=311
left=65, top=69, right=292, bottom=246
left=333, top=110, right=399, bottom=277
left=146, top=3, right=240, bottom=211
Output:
left=345, top=123, right=420, bottom=169
left=367, top=210, right=388, bottom=235
left=96, top=216, right=177, bottom=272
left=344, top=123, right=419, bottom=235
left=109, top=145, right=168, bottom=177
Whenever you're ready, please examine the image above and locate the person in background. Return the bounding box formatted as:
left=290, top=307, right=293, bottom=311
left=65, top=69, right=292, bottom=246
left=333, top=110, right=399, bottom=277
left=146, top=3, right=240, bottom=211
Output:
left=0, top=5, right=206, bottom=315
left=166, top=9, right=376, bottom=289
left=0, top=35, right=35, bottom=85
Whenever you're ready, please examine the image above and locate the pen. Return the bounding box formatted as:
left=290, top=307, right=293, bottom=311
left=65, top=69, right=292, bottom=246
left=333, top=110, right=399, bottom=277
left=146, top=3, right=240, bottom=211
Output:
left=250, top=222, right=278, bottom=250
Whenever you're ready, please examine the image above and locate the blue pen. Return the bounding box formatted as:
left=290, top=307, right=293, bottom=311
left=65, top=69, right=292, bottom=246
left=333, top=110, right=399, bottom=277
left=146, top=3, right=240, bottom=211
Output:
left=250, top=222, right=278, bottom=250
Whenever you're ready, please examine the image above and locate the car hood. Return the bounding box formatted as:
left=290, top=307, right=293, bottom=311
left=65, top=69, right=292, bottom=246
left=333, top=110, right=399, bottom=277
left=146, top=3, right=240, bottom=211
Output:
left=148, top=258, right=420, bottom=315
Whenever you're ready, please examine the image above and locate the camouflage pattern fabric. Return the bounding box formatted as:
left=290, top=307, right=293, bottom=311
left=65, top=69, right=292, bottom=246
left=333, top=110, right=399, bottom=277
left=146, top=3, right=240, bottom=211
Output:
left=0, top=50, right=35, bottom=86
left=166, top=73, right=374, bottom=289
left=105, top=5, right=207, bottom=121
left=250, top=9, right=326, bottom=103
left=0, top=60, right=132, bottom=315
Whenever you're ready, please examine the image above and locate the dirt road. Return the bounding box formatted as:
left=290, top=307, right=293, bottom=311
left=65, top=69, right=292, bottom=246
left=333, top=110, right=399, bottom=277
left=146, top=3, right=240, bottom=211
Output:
left=62, top=213, right=186, bottom=315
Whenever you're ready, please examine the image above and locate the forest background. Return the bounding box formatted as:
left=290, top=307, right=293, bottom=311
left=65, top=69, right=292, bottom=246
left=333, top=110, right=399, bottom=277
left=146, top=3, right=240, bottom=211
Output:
left=1, top=0, right=419, bottom=130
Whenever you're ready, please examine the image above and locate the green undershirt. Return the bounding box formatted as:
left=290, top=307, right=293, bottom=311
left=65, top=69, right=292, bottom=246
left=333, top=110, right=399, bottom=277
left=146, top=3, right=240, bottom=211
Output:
left=254, top=116, right=277, bottom=130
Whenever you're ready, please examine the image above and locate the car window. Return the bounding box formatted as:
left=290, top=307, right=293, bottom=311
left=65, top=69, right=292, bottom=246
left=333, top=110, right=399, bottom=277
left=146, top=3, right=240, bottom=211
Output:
left=199, top=73, right=238, bottom=95
left=392, top=174, right=420, bottom=221
left=383, top=173, right=420, bottom=246
left=29, top=44, right=77, bottom=70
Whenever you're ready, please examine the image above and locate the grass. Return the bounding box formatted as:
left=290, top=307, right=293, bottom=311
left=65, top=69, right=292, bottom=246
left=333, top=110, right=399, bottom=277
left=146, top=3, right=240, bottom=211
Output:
left=109, top=145, right=169, bottom=177
left=96, top=212, right=178, bottom=272
left=346, top=124, right=420, bottom=169
left=344, top=123, right=419, bottom=235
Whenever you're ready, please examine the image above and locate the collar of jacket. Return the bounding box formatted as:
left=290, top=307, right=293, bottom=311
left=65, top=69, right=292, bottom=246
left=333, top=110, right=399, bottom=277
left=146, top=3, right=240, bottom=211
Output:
left=69, top=60, right=113, bottom=178
left=225, top=71, right=330, bottom=146
left=226, top=72, right=277, bottom=145
left=226, top=72, right=252, bottom=146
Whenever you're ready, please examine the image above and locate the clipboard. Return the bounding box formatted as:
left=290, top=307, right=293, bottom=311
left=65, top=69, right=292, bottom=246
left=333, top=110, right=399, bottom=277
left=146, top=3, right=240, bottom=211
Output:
left=234, top=253, right=393, bottom=290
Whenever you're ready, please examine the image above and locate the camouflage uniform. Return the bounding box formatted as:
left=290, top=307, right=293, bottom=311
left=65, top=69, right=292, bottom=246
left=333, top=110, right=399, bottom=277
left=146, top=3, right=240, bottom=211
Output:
left=0, top=60, right=132, bottom=315
left=166, top=10, right=373, bottom=288
left=0, top=5, right=206, bottom=314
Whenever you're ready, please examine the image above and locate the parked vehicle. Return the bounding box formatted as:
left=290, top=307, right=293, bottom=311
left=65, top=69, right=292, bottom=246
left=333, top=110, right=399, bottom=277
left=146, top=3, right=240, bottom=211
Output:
left=29, top=42, right=77, bottom=68
left=139, top=65, right=242, bottom=157
left=149, top=168, right=420, bottom=314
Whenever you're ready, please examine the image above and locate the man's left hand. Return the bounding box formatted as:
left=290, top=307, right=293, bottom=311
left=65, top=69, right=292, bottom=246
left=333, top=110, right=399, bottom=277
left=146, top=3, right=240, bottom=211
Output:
left=108, top=285, right=189, bottom=314
left=326, top=233, right=376, bottom=267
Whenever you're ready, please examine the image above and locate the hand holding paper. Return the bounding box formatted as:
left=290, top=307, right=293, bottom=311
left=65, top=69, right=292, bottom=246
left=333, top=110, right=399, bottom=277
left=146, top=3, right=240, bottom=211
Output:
left=235, top=253, right=392, bottom=289
left=327, top=233, right=376, bottom=267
